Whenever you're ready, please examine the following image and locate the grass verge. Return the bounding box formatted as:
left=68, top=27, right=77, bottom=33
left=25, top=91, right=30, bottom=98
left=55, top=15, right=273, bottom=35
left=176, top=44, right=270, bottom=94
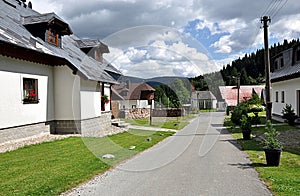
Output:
left=0, top=129, right=174, bottom=195
left=227, top=124, right=300, bottom=195
left=123, top=116, right=195, bottom=130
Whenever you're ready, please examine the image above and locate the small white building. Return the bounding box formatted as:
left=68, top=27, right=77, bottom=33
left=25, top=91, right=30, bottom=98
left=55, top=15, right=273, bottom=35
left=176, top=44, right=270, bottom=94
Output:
left=271, top=44, right=300, bottom=118
left=0, top=0, right=120, bottom=136
left=191, top=91, right=217, bottom=110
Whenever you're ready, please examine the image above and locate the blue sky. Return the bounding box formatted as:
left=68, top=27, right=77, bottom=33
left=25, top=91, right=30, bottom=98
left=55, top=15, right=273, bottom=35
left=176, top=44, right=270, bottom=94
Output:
left=30, top=0, right=300, bottom=79
left=184, top=19, right=231, bottom=61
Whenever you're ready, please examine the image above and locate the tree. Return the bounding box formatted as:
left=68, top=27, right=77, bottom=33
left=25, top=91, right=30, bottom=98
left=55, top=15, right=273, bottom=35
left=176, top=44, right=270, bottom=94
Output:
left=170, top=79, right=190, bottom=106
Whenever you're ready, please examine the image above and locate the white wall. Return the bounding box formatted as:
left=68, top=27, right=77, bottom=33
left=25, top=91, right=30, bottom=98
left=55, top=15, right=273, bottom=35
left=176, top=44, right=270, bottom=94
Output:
left=80, top=79, right=101, bottom=119
left=119, top=100, right=150, bottom=109
left=0, top=56, right=54, bottom=129
left=272, top=77, right=300, bottom=116
left=54, top=66, right=81, bottom=120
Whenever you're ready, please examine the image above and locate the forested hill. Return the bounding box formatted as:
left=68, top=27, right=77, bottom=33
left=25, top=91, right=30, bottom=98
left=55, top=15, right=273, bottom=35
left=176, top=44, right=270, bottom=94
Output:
left=189, top=38, right=300, bottom=90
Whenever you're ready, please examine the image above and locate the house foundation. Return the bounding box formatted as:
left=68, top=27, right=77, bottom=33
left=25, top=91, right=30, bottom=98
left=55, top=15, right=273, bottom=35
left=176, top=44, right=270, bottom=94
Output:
left=0, top=112, right=125, bottom=144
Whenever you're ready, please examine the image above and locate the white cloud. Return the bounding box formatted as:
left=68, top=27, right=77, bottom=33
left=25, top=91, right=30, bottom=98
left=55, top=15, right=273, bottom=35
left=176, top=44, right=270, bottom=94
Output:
left=30, top=0, right=300, bottom=77
left=212, top=35, right=233, bottom=54
left=104, top=28, right=220, bottom=79
left=271, top=13, right=300, bottom=41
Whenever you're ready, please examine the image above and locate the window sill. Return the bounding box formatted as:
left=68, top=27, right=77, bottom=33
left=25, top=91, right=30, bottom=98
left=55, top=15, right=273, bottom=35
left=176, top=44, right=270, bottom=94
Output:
left=23, top=100, right=39, bottom=104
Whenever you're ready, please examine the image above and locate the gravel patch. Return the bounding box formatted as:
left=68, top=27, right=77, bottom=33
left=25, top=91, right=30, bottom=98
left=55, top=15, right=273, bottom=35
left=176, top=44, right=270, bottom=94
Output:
left=278, top=129, right=300, bottom=149
left=254, top=128, right=300, bottom=150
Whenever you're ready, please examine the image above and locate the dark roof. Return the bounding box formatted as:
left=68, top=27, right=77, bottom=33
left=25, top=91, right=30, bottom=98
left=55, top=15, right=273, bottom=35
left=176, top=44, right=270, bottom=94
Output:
left=271, top=43, right=300, bottom=83
left=113, top=82, right=155, bottom=100
left=102, top=58, right=122, bottom=75
left=0, top=0, right=117, bottom=84
left=75, top=38, right=109, bottom=53
left=191, top=91, right=216, bottom=100
left=23, top=12, right=72, bottom=35
left=271, top=62, right=300, bottom=83
left=270, top=63, right=300, bottom=82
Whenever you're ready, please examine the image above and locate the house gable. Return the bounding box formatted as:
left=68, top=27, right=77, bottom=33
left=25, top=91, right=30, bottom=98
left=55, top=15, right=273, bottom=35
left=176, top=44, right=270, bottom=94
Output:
left=271, top=43, right=300, bottom=83
left=23, top=13, right=72, bottom=47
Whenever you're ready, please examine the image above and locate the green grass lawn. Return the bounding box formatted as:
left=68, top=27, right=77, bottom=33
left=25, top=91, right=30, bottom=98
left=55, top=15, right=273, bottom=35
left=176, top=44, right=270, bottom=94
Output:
left=123, top=116, right=195, bottom=130
left=0, top=130, right=174, bottom=195
left=227, top=125, right=300, bottom=195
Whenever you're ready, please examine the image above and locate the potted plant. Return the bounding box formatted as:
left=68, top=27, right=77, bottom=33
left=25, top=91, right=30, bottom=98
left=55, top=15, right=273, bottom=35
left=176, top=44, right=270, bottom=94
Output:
left=101, top=94, right=110, bottom=104
left=262, top=120, right=283, bottom=166
left=240, top=115, right=252, bottom=140
left=101, top=94, right=110, bottom=111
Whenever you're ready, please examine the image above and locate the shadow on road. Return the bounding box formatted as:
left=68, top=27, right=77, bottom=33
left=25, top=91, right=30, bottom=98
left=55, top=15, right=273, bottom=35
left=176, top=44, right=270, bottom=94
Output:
left=228, top=162, right=267, bottom=169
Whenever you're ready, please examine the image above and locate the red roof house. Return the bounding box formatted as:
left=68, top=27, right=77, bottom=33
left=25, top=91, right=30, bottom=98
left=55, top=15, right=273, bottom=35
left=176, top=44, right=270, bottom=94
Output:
left=219, top=85, right=264, bottom=106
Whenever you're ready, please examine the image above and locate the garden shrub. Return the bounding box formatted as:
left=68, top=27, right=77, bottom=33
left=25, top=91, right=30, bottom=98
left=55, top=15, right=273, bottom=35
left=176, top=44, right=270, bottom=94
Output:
left=282, top=104, right=297, bottom=125
left=231, top=102, right=249, bottom=126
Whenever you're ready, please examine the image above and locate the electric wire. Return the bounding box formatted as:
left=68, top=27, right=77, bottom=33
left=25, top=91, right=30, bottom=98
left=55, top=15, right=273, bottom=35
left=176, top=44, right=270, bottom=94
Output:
left=271, top=0, right=288, bottom=19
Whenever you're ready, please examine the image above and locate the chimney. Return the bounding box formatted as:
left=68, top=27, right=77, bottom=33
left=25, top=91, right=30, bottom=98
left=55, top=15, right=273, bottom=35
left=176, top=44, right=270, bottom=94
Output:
left=28, top=1, right=32, bottom=9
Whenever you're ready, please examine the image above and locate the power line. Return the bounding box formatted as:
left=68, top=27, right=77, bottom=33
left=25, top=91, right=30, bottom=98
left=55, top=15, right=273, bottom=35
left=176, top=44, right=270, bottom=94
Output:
left=271, top=0, right=288, bottom=19
left=260, top=0, right=288, bottom=23
left=268, top=0, right=282, bottom=17
left=261, top=0, right=275, bottom=16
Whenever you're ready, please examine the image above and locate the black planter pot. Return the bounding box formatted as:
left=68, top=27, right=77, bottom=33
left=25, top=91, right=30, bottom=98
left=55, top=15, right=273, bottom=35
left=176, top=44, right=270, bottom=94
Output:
left=242, top=130, right=251, bottom=140
left=264, top=148, right=282, bottom=166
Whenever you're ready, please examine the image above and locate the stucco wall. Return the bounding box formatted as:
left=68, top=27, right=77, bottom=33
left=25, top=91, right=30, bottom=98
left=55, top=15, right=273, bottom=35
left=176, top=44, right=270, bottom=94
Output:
left=80, top=79, right=101, bottom=119
left=54, top=66, right=81, bottom=120
left=272, top=77, right=300, bottom=116
left=119, top=100, right=150, bottom=110
left=0, top=56, right=54, bottom=129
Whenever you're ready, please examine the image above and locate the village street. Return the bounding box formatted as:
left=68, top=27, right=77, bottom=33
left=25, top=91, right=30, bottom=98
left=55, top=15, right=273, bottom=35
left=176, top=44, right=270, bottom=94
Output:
left=65, top=112, right=271, bottom=196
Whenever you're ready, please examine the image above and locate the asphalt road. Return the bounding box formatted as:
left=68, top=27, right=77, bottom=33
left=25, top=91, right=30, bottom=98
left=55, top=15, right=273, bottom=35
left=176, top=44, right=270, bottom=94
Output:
left=65, top=112, right=272, bottom=196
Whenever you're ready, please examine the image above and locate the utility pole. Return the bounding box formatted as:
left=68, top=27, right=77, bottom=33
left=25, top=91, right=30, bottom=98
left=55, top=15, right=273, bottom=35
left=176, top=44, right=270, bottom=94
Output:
left=237, top=73, right=240, bottom=106
left=261, top=16, right=272, bottom=121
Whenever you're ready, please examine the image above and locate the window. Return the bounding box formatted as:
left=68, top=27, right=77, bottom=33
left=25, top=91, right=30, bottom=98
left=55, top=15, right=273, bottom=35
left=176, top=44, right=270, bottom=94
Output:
left=296, top=48, right=300, bottom=62
left=275, top=91, right=278, bottom=102
left=274, top=61, right=278, bottom=70
left=280, top=57, right=284, bottom=68
left=23, top=78, right=39, bottom=104
left=281, top=91, right=285, bottom=103
left=46, top=29, right=61, bottom=47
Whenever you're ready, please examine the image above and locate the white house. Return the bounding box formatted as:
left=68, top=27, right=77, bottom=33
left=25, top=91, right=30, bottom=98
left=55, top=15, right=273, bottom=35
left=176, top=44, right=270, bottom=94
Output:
left=271, top=44, right=300, bottom=118
left=191, top=91, right=217, bottom=110
left=0, top=0, right=120, bottom=136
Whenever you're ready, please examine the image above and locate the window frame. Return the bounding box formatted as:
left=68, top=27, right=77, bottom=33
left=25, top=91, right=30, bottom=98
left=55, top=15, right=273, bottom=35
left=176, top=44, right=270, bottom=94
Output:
left=275, top=91, right=278, bottom=103
left=296, top=47, right=300, bottom=62
left=281, top=91, right=285, bottom=103
left=274, top=60, right=278, bottom=70
left=46, top=28, right=61, bottom=47
left=22, top=78, right=39, bottom=104
left=280, top=57, right=284, bottom=68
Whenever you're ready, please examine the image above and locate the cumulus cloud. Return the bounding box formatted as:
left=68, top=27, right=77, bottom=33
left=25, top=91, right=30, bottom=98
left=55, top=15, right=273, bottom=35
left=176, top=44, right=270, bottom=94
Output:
left=30, top=0, right=300, bottom=77
left=103, top=27, right=220, bottom=79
